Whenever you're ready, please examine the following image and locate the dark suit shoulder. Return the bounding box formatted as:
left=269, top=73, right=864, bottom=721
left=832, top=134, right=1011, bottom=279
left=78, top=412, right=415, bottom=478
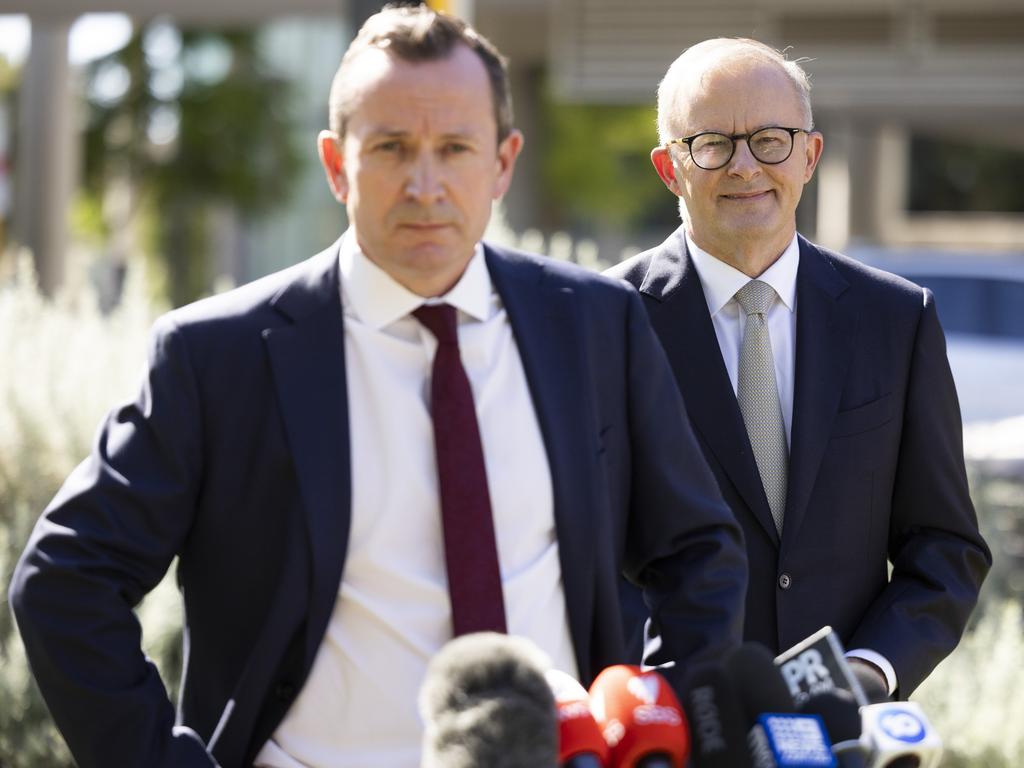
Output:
left=484, top=240, right=640, bottom=305
left=161, top=244, right=338, bottom=335
left=604, top=246, right=658, bottom=288
left=808, top=241, right=929, bottom=314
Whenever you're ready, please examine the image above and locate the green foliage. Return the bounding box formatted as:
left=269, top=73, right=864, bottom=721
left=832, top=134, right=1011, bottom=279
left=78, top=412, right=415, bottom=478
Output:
left=914, top=601, right=1024, bottom=766
left=81, top=23, right=304, bottom=308
left=540, top=95, right=678, bottom=234
left=0, top=253, right=181, bottom=767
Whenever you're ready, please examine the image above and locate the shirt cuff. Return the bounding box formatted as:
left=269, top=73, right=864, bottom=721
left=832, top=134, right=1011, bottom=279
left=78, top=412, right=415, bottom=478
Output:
left=846, top=648, right=897, bottom=696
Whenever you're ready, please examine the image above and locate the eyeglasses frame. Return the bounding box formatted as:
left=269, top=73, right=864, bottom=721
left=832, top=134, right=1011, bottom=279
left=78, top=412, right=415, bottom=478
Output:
left=664, top=126, right=811, bottom=170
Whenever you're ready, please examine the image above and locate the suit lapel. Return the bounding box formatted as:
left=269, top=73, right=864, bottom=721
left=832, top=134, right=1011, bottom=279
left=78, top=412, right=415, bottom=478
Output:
left=638, top=229, right=780, bottom=544
left=263, top=243, right=353, bottom=665
left=782, top=238, right=854, bottom=547
left=485, top=244, right=597, bottom=677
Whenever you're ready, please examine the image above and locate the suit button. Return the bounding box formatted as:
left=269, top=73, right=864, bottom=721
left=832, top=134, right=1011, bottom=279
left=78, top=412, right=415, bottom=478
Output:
left=274, top=680, right=296, bottom=701
left=778, top=573, right=792, bottom=590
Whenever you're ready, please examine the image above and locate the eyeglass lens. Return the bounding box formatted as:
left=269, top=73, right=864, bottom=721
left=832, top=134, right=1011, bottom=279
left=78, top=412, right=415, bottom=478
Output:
left=690, top=128, right=796, bottom=169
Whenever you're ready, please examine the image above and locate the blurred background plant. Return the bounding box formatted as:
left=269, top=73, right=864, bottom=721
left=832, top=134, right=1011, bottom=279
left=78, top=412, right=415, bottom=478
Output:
left=78, top=21, right=304, bottom=308
left=0, top=248, right=182, bottom=766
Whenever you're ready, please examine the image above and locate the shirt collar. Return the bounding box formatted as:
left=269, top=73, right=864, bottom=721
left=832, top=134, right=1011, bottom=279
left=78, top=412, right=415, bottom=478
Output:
left=686, top=232, right=800, bottom=316
left=339, top=230, right=493, bottom=329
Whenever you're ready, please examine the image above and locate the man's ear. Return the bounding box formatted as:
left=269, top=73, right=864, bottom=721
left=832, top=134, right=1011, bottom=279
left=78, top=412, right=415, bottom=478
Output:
left=651, top=146, right=681, bottom=195
left=492, top=128, right=525, bottom=200
left=318, top=130, right=348, bottom=204
left=802, top=130, right=825, bottom=183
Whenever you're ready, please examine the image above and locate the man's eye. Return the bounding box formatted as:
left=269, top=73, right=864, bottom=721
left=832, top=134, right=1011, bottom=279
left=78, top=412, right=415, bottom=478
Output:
left=443, top=142, right=471, bottom=155
left=376, top=141, right=403, bottom=152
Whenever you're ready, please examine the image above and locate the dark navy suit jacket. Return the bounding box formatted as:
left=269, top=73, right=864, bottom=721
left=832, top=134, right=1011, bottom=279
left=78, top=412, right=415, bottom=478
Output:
left=609, top=227, right=990, bottom=697
left=11, top=239, right=746, bottom=767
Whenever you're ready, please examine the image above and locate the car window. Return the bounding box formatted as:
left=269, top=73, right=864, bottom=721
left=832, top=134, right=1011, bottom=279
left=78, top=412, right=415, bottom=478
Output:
left=910, top=275, right=1024, bottom=340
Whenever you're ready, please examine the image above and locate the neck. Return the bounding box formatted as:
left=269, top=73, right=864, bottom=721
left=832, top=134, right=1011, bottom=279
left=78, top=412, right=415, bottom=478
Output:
left=688, top=227, right=794, bottom=278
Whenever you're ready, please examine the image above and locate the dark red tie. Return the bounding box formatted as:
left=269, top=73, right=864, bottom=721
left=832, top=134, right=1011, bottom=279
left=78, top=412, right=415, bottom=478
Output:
left=414, top=303, right=507, bottom=636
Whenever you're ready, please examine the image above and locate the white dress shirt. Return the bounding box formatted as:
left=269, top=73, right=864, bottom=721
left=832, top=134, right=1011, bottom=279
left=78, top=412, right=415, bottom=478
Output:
left=686, top=232, right=897, bottom=696
left=255, top=233, right=577, bottom=768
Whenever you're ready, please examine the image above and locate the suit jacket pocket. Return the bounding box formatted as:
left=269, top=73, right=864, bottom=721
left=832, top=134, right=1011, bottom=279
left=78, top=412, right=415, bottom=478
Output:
left=831, top=393, right=893, bottom=438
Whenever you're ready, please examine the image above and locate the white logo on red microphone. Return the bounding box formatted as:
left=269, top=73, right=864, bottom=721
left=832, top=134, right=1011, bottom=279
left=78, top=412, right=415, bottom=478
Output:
left=627, top=674, right=660, bottom=704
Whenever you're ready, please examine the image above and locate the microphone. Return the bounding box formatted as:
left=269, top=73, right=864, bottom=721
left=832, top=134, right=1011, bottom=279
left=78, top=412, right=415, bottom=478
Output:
left=546, top=669, right=610, bottom=768
left=774, top=627, right=868, bottom=708
left=418, top=632, right=559, bottom=768
left=726, top=643, right=836, bottom=768
left=800, top=690, right=867, bottom=768
left=588, top=665, right=690, bottom=768
left=859, top=702, right=942, bottom=768
left=726, top=643, right=798, bottom=722
left=680, top=662, right=752, bottom=768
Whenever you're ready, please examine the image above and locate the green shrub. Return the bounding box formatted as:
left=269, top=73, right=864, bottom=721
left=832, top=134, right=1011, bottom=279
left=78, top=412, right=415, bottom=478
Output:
left=0, top=251, right=177, bottom=767
left=914, top=600, right=1024, bottom=766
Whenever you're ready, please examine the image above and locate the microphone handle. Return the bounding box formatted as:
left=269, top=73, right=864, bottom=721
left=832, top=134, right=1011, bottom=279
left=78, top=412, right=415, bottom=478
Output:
left=637, top=754, right=675, bottom=768
left=563, top=755, right=605, bottom=768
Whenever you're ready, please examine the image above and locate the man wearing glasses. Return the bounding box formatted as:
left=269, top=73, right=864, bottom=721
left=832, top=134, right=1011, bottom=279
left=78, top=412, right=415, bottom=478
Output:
left=609, top=38, right=990, bottom=699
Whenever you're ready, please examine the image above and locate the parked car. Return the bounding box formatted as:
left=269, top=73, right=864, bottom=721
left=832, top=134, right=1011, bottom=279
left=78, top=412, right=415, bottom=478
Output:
left=849, top=248, right=1024, bottom=425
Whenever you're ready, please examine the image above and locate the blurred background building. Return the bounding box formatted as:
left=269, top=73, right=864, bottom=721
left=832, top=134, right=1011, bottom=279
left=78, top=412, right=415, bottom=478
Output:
left=1, top=0, right=1023, bottom=300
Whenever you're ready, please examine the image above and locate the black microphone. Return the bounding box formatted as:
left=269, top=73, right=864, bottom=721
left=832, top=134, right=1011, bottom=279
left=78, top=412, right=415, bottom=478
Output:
left=681, top=662, right=753, bottom=768
left=800, top=690, right=867, bottom=768
left=726, top=643, right=836, bottom=768
left=418, top=632, right=559, bottom=768
left=774, top=627, right=870, bottom=708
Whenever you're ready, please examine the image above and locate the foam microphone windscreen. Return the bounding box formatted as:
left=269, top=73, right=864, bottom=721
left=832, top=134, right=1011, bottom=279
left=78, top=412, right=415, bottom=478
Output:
left=588, top=665, right=690, bottom=768
left=418, top=632, right=559, bottom=768
left=725, top=643, right=798, bottom=726
left=681, top=663, right=753, bottom=768
left=546, top=669, right=610, bottom=767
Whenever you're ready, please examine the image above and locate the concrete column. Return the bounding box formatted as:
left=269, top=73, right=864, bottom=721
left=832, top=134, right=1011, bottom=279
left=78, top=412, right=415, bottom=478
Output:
left=815, top=119, right=852, bottom=252
left=12, top=16, right=74, bottom=296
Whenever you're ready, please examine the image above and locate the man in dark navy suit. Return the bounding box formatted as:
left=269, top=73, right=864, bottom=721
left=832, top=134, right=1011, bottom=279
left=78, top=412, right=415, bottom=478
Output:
left=10, top=8, right=746, bottom=768
left=609, top=37, right=990, bottom=700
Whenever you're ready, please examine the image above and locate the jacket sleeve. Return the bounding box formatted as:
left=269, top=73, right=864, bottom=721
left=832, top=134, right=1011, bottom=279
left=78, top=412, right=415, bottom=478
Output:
left=8, top=314, right=218, bottom=768
left=848, top=288, right=991, bottom=697
left=618, top=287, right=748, bottom=685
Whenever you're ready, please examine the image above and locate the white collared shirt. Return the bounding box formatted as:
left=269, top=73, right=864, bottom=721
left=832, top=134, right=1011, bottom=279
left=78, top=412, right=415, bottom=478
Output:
left=686, top=231, right=897, bottom=696
left=686, top=232, right=799, bottom=443
left=256, top=233, right=576, bottom=768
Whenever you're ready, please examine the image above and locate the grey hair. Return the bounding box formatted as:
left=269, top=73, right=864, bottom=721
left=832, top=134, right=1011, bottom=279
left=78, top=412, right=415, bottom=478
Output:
left=656, top=38, right=814, bottom=144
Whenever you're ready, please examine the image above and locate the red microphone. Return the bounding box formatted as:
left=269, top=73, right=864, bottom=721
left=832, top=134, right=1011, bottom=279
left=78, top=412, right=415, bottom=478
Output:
left=588, top=665, right=690, bottom=768
left=546, top=669, right=610, bottom=768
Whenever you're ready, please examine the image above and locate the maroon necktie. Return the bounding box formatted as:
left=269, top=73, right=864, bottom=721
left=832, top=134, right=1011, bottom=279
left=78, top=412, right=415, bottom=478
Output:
left=414, top=303, right=507, bottom=636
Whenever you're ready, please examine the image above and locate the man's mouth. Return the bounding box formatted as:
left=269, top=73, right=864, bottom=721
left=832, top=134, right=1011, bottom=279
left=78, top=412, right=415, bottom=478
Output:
left=722, top=190, right=771, bottom=201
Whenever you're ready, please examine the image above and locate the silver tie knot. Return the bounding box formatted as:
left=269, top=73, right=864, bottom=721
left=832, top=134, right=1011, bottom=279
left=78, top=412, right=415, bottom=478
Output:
left=734, top=279, right=776, bottom=316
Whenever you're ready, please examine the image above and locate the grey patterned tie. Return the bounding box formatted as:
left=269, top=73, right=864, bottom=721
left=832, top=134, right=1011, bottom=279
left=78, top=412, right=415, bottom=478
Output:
left=735, top=280, right=788, bottom=534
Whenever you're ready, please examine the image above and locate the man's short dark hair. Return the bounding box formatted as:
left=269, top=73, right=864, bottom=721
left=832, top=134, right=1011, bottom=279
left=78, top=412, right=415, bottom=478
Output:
left=328, top=3, right=513, bottom=142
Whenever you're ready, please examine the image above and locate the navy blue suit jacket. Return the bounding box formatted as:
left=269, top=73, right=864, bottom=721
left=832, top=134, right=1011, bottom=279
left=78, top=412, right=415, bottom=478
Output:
left=608, top=227, right=990, bottom=697
left=11, top=239, right=746, bottom=767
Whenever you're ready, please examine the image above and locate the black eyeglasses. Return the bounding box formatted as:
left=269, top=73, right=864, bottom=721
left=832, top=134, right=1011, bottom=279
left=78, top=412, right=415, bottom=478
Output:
left=665, top=126, right=809, bottom=170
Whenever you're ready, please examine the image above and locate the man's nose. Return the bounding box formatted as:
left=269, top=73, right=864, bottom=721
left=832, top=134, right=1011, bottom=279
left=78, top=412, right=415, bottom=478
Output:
left=726, top=138, right=762, bottom=180
left=405, top=151, right=445, bottom=203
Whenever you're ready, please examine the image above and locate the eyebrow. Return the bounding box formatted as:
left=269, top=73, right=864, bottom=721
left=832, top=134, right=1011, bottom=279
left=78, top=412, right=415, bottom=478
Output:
left=364, top=127, right=481, bottom=141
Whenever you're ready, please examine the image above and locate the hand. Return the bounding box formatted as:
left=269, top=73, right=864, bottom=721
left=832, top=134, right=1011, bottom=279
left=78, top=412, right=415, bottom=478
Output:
left=847, top=657, right=890, bottom=703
